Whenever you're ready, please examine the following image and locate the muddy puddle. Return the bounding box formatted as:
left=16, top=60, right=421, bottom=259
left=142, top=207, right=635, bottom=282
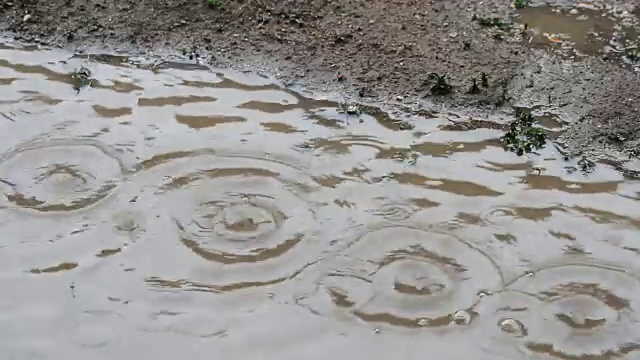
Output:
left=2, top=40, right=640, bottom=359
left=517, top=4, right=639, bottom=63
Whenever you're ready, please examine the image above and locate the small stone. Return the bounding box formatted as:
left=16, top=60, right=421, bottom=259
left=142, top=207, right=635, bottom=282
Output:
left=396, top=96, right=404, bottom=101
left=452, top=310, right=472, bottom=325
left=22, top=14, right=32, bottom=22
left=569, top=9, right=579, bottom=15
left=498, top=318, right=527, bottom=337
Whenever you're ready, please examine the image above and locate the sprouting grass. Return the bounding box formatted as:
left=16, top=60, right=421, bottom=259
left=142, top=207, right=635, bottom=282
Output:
left=625, top=47, right=639, bottom=63
left=475, top=16, right=511, bottom=31
left=426, top=72, right=453, bottom=95
left=207, top=0, right=222, bottom=7
left=71, top=66, right=93, bottom=94
left=514, top=0, right=529, bottom=9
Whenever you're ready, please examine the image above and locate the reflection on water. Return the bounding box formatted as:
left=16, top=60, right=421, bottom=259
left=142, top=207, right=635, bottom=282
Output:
left=1, top=40, right=640, bottom=360
left=517, top=5, right=640, bottom=61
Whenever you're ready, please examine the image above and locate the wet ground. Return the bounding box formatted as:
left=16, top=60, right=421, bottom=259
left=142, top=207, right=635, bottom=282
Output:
left=3, top=41, right=640, bottom=359
left=1, top=0, right=640, bottom=160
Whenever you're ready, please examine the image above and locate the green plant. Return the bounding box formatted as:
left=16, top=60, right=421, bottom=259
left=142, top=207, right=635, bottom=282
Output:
left=501, top=110, right=547, bottom=155
left=514, top=0, right=529, bottom=9
left=476, top=16, right=510, bottom=30
left=625, top=47, right=639, bottom=63
left=71, top=66, right=93, bottom=94
left=467, top=78, right=481, bottom=94
left=207, top=0, right=222, bottom=7
left=427, top=72, right=453, bottom=95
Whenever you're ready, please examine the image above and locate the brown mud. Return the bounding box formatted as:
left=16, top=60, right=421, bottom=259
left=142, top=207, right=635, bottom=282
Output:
left=1, top=0, right=640, bottom=164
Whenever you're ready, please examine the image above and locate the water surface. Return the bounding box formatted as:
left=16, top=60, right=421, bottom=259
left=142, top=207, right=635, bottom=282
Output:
left=1, top=41, right=640, bottom=360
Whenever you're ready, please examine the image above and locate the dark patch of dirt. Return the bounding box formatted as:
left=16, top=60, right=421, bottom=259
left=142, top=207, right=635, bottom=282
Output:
left=0, top=0, right=528, bottom=104
left=1, top=0, right=640, bottom=161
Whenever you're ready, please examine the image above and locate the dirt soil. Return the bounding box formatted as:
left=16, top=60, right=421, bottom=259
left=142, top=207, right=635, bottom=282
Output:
left=1, top=0, right=640, bottom=161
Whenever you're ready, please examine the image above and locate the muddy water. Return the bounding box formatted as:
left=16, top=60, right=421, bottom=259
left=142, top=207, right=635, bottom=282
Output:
left=517, top=5, right=639, bottom=61
left=1, top=41, right=640, bottom=360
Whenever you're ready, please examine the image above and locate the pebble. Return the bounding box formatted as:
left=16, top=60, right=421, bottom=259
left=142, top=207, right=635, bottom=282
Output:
left=498, top=318, right=527, bottom=337
left=396, top=96, right=404, bottom=101
left=569, top=9, right=579, bottom=15
left=22, top=14, right=32, bottom=22
left=452, top=310, right=472, bottom=325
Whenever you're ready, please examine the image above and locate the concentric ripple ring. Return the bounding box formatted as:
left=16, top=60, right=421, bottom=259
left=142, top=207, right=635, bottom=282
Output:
left=299, top=225, right=504, bottom=328
left=486, top=259, right=640, bottom=359
left=142, top=149, right=327, bottom=292
left=0, top=138, right=127, bottom=213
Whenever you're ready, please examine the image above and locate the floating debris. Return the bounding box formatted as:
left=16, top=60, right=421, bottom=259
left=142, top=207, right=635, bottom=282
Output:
left=578, top=156, right=596, bottom=173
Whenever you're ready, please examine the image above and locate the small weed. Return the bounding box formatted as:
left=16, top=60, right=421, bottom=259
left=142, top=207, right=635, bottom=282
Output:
left=494, top=79, right=513, bottom=107
left=467, top=78, right=481, bottom=94
left=207, top=0, right=222, bottom=7
left=476, top=16, right=510, bottom=31
left=481, top=72, right=489, bottom=87
left=427, top=72, right=453, bottom=96
left=71, top=66, right=93, bottom=94
left=502, top=110, right=547, bottom=156
left=624, top=47, right=639, bottom=63
left=181, top=47, right=201, bottom=61
left=513, top=0, right=529, bottom=9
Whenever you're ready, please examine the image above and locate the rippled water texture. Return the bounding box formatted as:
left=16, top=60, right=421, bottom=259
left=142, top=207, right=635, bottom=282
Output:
left=2, top=41, right=640, bottom=359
